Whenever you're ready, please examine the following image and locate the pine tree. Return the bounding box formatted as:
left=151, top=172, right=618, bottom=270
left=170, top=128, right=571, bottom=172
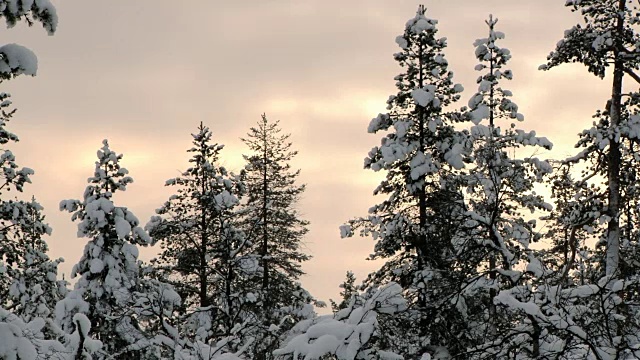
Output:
left=0, top=101, right=73, bottom=356
left=148, top=123, right=257, bottom=354
left=5, top=197, right=68, bottom=323
left=58, top=139, right=157, bottom=359
left=274, top=283, right=407, bottom=360
left=0, top=109, right=68, bottom=323
left=340, top=5, right=470, bottom=358
left=340, top=8, right=556, bottom=358
left=330, top=271, right=358, bottom=313
left=240, top=114, right=315, bottom=358
left=0, top=2, right=107, bottom=359
left=540, top=0, right=640, bottom=278
left=533, top=0, right=640, bottom=356
left=457, top=16, right=555, bottom=359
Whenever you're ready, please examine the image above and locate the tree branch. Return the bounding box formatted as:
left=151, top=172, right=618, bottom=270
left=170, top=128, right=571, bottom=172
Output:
left=624, top=67, right=640, bottom=85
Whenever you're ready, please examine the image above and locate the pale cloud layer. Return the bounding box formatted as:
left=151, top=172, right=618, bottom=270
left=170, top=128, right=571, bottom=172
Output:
left=0, top=1, right=613, bottom=310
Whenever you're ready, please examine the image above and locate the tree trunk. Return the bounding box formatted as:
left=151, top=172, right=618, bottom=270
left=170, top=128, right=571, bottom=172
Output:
left=75, top=318, right=85, bottom=360
left=605, top=0, right=625, bottom=277
left=200, top=166, right=209, bottom=307
left=262, top=125, right=270, bottom=314
left=417, top=39, right=428, bottom=303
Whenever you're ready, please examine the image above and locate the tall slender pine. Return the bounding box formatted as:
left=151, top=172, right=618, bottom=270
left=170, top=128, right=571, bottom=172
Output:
left=241, top=114, right=314, bottom=359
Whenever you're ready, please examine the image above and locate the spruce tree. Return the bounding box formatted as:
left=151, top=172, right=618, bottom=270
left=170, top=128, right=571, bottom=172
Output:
left=0, top=103, right=67, bottom=323
left=240, top=114, right=314, bottom=358
left=0, top=0, right=64, bottom=326
left=4, top=197, right=68, bottom=323
left=58, top=140, right=157, bottom=359
left=0, top=98, right=72, bottom=356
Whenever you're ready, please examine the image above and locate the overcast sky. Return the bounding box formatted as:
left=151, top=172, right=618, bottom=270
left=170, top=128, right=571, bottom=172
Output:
left=0, top=1, right=617, bottom=311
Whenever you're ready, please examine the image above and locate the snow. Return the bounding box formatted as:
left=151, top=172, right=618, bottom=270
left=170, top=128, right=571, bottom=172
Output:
left=470, top=104, right=490, bottom=124
left=115, top=214, right=132, bottom=239
left=468, top=93, right=483, bottom=109
left=89, top=258, right=104, bottom=273
left=478, top=79, right=492, bottom=92
left=412, top=18, right=434, bottom=33
left=444, top=143, right=465, bottom=169
left=495, top=291, right=543, bottom=318
left=214, top=190, right=239, bottom=209
left=0, top=44, right=38, bottom=76
left=433, top=54, right=447, bottom=64
left=73, top=313, right=91, bottom=336
left=275, top=283, right=405, bottom=359
left=395, top=35, right=408, bottom=49
left=339, top=224, right=352, bottom=238
left=412, top=88, right=434, bottom=107
left=410, top=151, right=437, bottom=180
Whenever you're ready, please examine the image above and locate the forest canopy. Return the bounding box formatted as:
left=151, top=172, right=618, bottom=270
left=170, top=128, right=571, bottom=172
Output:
left=2, top=1, right=640, bottom=359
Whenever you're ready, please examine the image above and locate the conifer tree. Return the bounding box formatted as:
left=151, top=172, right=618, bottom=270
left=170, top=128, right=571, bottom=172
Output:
left=0, top=2, right=106, bottom=358
left=0, top=99, right=73, bottom=356
left=0, top=106, right=67, bottom=323
left=459, top=16, right=555, bottom=359
left=58, top=140, right=157, bottom=359
left=5, top=197, right=68, bottom=323
left=340, top=5, right=469, bottom=358
left=148, top=123, right=257, bottom=354
left=540, top=0, right=640, bottom=278
left=0, top=0, right=64, bottom=326
left=330, top=271, right=359, bottom=313
left=531, top=0, right=640, bottom=357
left=240, top=114, right=315, bottom=358
left=274, top=283, right=407, bottom=360
left=340, top=8, right=555, bottom=358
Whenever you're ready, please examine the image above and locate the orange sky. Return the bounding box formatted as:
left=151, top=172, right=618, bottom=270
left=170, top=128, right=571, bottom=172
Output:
left=0, top=1, right=619, bottom=311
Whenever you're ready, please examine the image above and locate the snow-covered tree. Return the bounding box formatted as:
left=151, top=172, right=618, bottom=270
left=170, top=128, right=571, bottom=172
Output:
left=0, top=109, right=68, bottom=324
left=58, top=140, right=161, bottom=359
left=3, top=197, right=68, bottom=325
left=148, top=123, right=257, bottom=354
left=241, top=114, right=315, bottom=359
left=540, top=0, right=640, bottom=279
left=340, top=8, right=556, bottom=359
left=0, top=3, right=80, bottom=359
left=528, top=0, right=640, bottom=357
left=0, top=109, right=73, bottom=357
left=274, top=283, right=406, bottom=360
left=0, top=308, right=102, bottom=360
left=340, top=5, right=470, bottom=358
left=0, top=0, right=64, bottom=322
left=0, top=0, right=57, bottom=36
left=453, top=16, right=556, bottom=359
left=0, top=0, right=56, bottom=82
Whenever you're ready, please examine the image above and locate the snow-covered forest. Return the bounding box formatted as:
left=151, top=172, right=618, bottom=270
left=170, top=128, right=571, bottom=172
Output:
left=4, top=0, right=640, bottom=359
